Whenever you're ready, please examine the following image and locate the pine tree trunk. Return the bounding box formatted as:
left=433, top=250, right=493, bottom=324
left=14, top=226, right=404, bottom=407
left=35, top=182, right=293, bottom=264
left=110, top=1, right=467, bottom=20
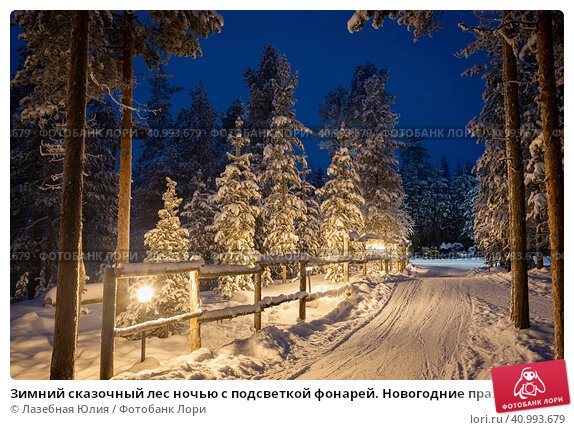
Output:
left=115, top=11, right=134, bottom=314
left=49, top=10, right=89, bottom=380
left=501, top=11, right=529, bottom=329
left=536, top=10, right=564, bottom=359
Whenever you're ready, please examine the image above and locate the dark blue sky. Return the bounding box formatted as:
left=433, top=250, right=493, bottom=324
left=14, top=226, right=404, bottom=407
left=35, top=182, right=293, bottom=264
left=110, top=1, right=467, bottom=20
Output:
left=11, top=10, right=488, bottom=172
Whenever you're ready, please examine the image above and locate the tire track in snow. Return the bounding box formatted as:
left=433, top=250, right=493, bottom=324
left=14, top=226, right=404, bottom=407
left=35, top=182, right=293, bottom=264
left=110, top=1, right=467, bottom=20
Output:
left=296, top=272, right=473, bottom=380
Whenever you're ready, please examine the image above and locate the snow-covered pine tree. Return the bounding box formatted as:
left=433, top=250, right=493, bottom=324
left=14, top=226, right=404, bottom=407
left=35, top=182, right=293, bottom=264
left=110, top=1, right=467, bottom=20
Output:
left=261, top=56, right=310, bottom=283
left=12, top=12, right=124, bottom=126
left=132, top=67, right=181, bottom=255
left=118, top=177, right=190, bottom=337
left=451, top=162, right=478, bottom=247
left=356, top=74, right=411, bottom=243
left=461, top=13, right=537, bottom=269
left=438, top=156, right=457, bottom=242
left=83, top=100, right=120, bottom=280
left=214, top=98, right=245, bottom=178
left=211, top=118, right=261, bottom=298
left=181, top=170, right=216, bottom=264
left=465, top=50, right=510, bottom=267
left=518, top=23, right=555, bottom=270
left=473, top=138, right=510, bottom=267
left=318, top=125, right=365, bottom=281
left=296, top=153, right=323, bottom=257
left=318, top=85, right=349, bottom=158
left=399, top=133, right=432, bottom=249
left=10, top=56, right=62, bottom=298
left=175, top=82, right=218, bottom=197
left=525, top=134, right=548, bottom=268
left=425, top=161, right=451, bottom=247
left=319, top=63, right=389, bottom=157
left=261, top=56, right=309, bottom=243
left=244, top=43, right=281, bottom=176
left=309, top=165, right=326, bottom=190
left=11, top=98, right=119, bottom=292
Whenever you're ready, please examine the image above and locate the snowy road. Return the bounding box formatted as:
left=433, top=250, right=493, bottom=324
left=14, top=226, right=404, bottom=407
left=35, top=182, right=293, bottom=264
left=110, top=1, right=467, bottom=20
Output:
left=295, top=265, right=554, bottom=380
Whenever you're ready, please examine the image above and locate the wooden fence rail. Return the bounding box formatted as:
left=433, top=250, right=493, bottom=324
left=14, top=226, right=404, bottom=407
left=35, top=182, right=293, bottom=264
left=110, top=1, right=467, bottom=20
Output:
left=100, top=250, right=409, bottom=379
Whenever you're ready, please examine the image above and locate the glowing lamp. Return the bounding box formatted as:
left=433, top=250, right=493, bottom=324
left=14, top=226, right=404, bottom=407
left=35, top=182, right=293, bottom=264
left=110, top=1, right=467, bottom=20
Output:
left=137, top=286, right=154, bottom=303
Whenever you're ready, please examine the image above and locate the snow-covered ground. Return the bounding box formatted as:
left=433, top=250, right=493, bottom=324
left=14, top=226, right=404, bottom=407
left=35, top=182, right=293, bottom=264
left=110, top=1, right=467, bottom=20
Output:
left=10, top=260, right=555, bottom=380
left=296, top=264, right=554, bottom=380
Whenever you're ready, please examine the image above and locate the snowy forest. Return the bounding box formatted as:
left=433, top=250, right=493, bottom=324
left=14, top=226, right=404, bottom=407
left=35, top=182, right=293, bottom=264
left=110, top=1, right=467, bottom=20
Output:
left=10, top=10, right=564, bottom=381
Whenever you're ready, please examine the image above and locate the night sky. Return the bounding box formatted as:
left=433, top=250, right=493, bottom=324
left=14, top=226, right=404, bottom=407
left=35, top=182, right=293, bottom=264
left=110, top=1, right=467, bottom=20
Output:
left=10, top=10, right=488, bottom=172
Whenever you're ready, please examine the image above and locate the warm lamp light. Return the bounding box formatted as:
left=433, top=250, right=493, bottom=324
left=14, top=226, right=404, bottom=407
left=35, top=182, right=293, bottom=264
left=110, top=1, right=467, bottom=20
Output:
left=137, top=286, right=154, bottom=303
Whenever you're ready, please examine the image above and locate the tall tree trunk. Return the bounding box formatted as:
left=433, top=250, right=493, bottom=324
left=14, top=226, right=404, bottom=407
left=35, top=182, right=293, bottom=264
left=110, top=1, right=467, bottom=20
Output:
left=536, top=10, right=564, bottom=359
left=501, top=11, right=529, bottom=329
left=115, top=11, right=134, bottom=314
left=49, top=10, right=89, bottom=380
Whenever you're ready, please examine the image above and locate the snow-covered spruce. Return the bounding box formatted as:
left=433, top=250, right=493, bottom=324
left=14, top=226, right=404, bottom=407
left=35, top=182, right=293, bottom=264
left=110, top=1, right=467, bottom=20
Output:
left=117, top=177, right=190, bottom=337
left=243, top=43, right=281, bottom=177
left=181, top=170, right=217, bottom=264
left=175, top=82, right=218, bottom=200
left=525, top=133, right=549, bottom=267
left=260, top=55, right=310, bottom=284
left=210, top=118, right=261, bottom=299
left=356, top=74, right=411, bottom=244
left=317, top=125, right=364, bottom=282
left=296, top=153, right=323, bottom=257
left=132, top=65, right=181, bottom=252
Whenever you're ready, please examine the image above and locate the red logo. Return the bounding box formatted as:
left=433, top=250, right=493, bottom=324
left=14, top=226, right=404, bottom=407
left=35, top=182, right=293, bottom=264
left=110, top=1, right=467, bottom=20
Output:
left=491, top=360, right=570, bottom=413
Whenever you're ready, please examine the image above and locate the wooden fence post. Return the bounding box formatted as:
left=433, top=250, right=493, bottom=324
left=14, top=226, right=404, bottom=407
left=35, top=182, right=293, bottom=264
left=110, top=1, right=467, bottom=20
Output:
left=385, top=258, right=389, bottom=273
left=362, top=262, right=367, bottom=276
left=100, top=267, right=116, bottom=380
left=343, top=235, right=349, bottom=283
left=379, top=259, right=383, bottom=272
left=189, top=270, right=201, bottom=352
left=299, top=261, right=306, bottom=321
left=282, top=264, right=287, bottom=284
left=254, top=270, right=262, bottom=331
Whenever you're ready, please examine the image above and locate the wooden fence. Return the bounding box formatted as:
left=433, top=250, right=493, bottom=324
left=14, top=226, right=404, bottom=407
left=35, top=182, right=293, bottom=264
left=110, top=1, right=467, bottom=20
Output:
left=99, top=242, right=410, bottom=379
